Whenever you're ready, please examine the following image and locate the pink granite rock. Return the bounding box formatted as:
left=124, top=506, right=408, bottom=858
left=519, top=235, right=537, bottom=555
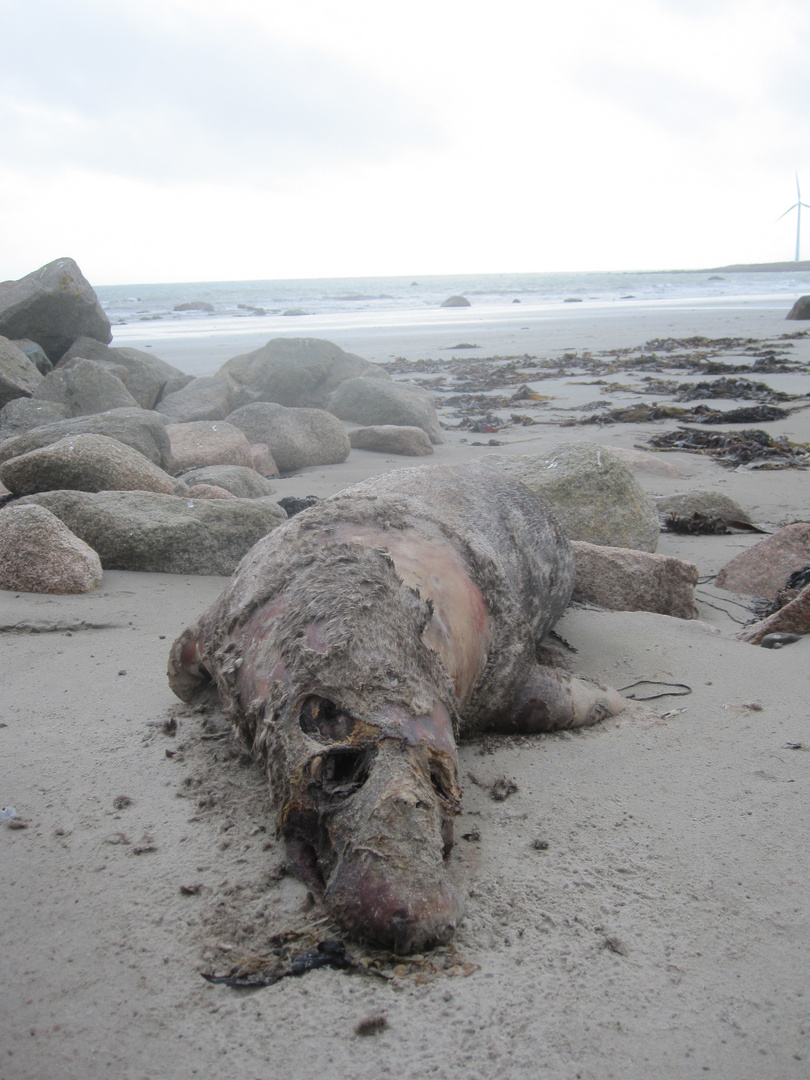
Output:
left=715, top=523, right=810, bottom=598
left=166, top=421, right=253, bottom=473
left=0, top=504, right=102, bottom=593
left=571, top=540, right=698, bottom=618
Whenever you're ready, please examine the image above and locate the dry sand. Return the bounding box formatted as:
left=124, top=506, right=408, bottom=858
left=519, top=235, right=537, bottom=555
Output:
left=2, top=303, right=810, bottom=1079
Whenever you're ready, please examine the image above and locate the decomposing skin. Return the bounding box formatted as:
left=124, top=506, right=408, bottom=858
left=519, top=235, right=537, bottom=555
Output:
left=168, top=463, right=623, bottom=952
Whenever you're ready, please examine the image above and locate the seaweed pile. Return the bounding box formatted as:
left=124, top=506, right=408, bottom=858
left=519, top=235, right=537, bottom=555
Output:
left=645, top=427, right=810, bottom=468
left=573, top=403, right=790, bottom=427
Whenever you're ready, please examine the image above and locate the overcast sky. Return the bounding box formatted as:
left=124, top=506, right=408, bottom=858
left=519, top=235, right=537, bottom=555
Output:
left=2, top=0, right=809, bottom=284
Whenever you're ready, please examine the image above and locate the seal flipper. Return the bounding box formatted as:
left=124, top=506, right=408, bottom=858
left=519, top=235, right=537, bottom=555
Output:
left=485, top=665, right=624, bottom=734
left=167, top=615, right=216, bottom=703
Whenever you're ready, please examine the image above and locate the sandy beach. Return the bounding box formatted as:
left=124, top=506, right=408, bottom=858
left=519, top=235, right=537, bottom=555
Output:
left=3, top=299, right=810, bottom=1079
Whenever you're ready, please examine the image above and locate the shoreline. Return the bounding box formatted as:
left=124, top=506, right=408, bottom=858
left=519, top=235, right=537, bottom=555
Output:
left=111, top=297, right=803, bottom=374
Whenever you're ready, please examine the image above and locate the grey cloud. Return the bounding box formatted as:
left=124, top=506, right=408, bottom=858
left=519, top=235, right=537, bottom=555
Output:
left=0, top=1, right=439, bottom=182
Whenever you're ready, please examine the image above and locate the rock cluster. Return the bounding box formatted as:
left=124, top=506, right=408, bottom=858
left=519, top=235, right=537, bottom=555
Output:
left=0, top=258, right=446, bottom=590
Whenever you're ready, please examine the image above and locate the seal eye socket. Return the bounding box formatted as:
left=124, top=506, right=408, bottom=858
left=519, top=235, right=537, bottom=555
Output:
left=299, top=696, right=357, bottom=742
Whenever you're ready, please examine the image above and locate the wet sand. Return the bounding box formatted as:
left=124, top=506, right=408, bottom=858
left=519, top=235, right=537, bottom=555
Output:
left=3, top=301, right=810, bottom=1079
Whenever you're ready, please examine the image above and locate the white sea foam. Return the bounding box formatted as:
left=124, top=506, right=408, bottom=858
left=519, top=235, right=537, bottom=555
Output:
left=95, top=268, right=810, bottom=340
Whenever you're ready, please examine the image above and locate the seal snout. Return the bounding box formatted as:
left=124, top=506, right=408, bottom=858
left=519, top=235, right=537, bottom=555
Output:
left=315, top=739, right=463, bottom=952
left=325, top=853, right=463, bottom=953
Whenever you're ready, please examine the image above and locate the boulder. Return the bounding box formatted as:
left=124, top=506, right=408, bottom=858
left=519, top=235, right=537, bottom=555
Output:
left=0, top=504, right=102, bottom=594
left=0, top=433, right=177, bottom=496
left=12, top=339, right=53, bottom=374
left=608, top=446, right=683, bottom=478
left=654, top=491, right=753, bottom=526
left=16, top=489, right=286, bottom=575
left=487, top=444, right=660, bottom=551
left=58, top=338, right=192, bottom=400
left=156, top=375, right=245, bottom=422
left=327, top=378, right=443, bottom=444
left=216, top=337, right=388, bottom=409
left=57, top=338, right=163, bottom=409
left=737, top=583, right=810, bottom=644
left=185, top=483, right=236, bottom=499
left=166, top=421, right=254, bottom=473
left=440, top=295, right=471, bottom=307
left=715, top=523, right=810, bottom=598
left=0, top=336, right=44, bottom=407
left=0, top=407, right=173, bottom=471
left=249, top=442, right=278, bottom=477
left=571, top=540, right=698, bottom=618
left=786, top=296, right=810, bottom=320
left=0, top=257, right=111, bottom=361
left=226, top=401, right=350, bottom=472
left=0, top=398, right=69, bottom=436
left=349, top=425, right=434, bottom=456
left=176, top=464, right=276, bottom=498
left=33, top=358, right=141, bottom=416
left=174, top=301, right=214, bottom=312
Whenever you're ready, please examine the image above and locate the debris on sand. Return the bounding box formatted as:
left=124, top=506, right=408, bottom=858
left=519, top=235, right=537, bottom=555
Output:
left=645, top=428, right=810, bottom=469
left=675, top=376, right=794, bottom=403
left=663, top=512, right=730, bottom=535
left=201, top=930, right=478, bottom=988
left=575, top=403, right=791, bottom=427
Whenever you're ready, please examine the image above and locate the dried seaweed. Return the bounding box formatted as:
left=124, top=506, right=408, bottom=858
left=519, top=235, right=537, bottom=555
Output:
left=575, top=403, right=789, bottom=426
left=201, top=930, right=478, bottom=989
left=675, top=376, right=794, bottom=404
left=663, top=512, right=730, bottom=535
left=645, top=427, right=810, bottom=468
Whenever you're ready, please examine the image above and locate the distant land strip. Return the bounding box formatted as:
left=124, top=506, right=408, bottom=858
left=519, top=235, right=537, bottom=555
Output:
left=702, top=260, right=810, bottom=273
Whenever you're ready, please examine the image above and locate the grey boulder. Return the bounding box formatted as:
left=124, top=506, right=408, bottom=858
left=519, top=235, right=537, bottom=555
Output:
left=16, top=489, right=286, bottom=575
left=58, top=336, right=191, bottom=402
left=33, top=358, right=141, bottom=416
left=0, top=336, right=44, bottom=408
left=786, top=296, right=810, bottom=320
left=0, top=407, right=173, bottom=471
left=226, top=401, right=350, bottom=472
left=0, top=433, right=177, bottom=496
left=0, top=398, right=69, bottom=436
left=349, top=425, right=434, bottom=456
left=0, top=257, right=111, bottom=361
left=0, top=504, right=103, bottom=594
left=327, top=378, right=443, bottom=445
left=12, top=339, right=53, bottom=374
left=488, top=443, right=660, bottom=551
left=156, top=375, right=246, bottom=422
left=216, top=337, right=389, bottom=408
left=654, top=491, right=753, bottom=526
left=176, top=464, right=276, bottom=498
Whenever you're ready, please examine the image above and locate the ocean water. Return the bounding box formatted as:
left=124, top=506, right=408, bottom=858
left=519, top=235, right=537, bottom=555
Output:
left=96, top=268, right=810, bottom=341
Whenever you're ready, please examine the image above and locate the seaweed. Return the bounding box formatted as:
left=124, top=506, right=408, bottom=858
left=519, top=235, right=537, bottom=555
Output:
left=645, top=427, right=810, bottom=468
left=663, top=512, right=730, bottom=535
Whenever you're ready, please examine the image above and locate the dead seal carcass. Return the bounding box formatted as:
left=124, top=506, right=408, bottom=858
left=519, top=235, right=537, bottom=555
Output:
left=168, top=463, right=623, bottom=952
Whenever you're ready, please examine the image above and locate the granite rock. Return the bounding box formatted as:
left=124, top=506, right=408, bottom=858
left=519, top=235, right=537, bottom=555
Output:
left=0, top=504, right=103, bottom=594
left=16, top=489, right=286, bottom=575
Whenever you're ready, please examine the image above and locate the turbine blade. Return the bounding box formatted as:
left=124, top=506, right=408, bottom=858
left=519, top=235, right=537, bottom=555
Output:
left=778, top=204, right=799, bottom=220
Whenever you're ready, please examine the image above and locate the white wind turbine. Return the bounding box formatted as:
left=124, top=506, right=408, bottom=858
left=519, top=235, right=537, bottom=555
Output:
left=778, top=174, right=810, bottom=261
